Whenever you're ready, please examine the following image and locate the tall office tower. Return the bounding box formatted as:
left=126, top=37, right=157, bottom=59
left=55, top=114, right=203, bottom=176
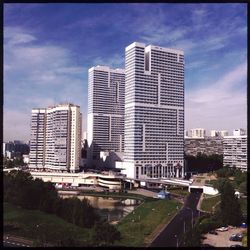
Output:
left=29, top=103, right=82, bottom=172
left=30, top=108, right=46, bottom=169
left=190, top=128, right=206, bottom=138
left=123, top=42, right=184, bottom=179
left=223, top=133, right=247, bottom=171
left=87, top=66, right=125, bottom=165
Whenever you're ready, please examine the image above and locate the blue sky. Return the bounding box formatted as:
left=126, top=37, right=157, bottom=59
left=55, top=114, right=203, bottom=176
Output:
left=4, top=3, right=247, bottom=141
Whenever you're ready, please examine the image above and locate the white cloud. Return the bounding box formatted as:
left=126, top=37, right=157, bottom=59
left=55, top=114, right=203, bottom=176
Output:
left=185, top=62, right=247, bottom=132
left=92, top=53, right=124, bottom=68
left=4, top=27, right=87, bottom=141
left=4, top=26, right=37, bottom=45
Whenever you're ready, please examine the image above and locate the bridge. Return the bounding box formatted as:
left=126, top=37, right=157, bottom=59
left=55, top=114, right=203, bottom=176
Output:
left=125, top=177, right=192, bottom=187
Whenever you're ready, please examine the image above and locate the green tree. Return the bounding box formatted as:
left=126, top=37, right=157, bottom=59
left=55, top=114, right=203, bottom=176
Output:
left=238, top=181, right=247, bottom=195
left=92, top=221, right=121, bottom=246
left=217, top=180, right=243, bottom=226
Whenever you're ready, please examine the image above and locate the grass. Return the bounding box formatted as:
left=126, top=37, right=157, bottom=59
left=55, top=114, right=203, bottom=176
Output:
left=168, top=188, right=189, bottom=196
left=204, top=179, right=217, bottom=186
left=4, top=194, right=182, bottom=247
left=115, top=198, right=182, bottom=247
left=242, top=229, right=248, bottom=247
left=3, top=202, right=92, bottom=246
left=200, top=194, right=221, bottom=213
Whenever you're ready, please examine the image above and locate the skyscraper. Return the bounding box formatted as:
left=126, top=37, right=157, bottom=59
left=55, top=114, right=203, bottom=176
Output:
left=87, top=65, right=125, bottom=165
left=29, top=103, right=81, bottom=172
left=122, top=42, right=184, bottom=179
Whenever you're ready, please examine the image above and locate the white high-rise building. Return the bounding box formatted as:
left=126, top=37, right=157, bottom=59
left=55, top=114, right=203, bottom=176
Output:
left=233, top=128, right=246, bottom=136
left=29, top=103, right=82, bottom=172
left=190, top=128, right=206, bottom=138
left=121, top=42, right=184, bottom=179
left=210, top=130, right=228, bottom=137
left=87, top=66, right=125, bottom=165
left=223, top=134, right=247, bottom=171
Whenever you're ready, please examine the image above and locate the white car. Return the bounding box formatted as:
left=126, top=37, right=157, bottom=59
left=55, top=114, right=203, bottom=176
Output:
left=216, top=227, right=228, bottom=232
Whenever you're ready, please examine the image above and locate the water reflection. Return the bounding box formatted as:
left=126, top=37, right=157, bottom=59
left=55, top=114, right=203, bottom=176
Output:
left=60, top=194, right=141, bottom=224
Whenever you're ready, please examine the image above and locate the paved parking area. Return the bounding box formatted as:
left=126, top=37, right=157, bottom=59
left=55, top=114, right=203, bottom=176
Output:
left=202, top=227, right=246, bottom=247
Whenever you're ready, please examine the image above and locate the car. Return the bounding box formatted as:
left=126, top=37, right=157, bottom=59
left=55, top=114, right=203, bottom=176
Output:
left=230, top=235, right=242, bottom=242
left=236, top=233, right=242, bottom=240
left=216, top=227, right=228, bottom=232
left=208, top=230, right=218, bottom=235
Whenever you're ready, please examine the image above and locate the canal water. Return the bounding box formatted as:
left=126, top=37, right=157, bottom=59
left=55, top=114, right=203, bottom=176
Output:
left=60, top=194, right=141, bottom=224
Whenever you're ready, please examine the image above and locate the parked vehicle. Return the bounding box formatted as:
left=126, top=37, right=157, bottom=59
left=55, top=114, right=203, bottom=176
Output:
left=230, top=234, right=242, bottom=242
left=216, top=227, right=228, bottom=232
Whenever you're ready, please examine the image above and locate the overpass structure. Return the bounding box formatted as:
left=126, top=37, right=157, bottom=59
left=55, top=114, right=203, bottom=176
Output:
left=125, top=177, right=192, bottom=188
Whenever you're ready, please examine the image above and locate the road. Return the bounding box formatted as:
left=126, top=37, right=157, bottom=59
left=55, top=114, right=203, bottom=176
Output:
left=150, top=190, right=204, bottom=247
left=3, top=235, right=32, bottom=247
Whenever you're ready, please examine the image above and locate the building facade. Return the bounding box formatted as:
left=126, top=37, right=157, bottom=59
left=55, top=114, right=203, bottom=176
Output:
left=223, top=135, right=247, bottom=171
left=190, top=128, right=206, bottom=138
left=87, top=65, right=125, bottom=165
left=121, top=42, right=184, bottom=179
left=29, top=104, right=81, bottom=172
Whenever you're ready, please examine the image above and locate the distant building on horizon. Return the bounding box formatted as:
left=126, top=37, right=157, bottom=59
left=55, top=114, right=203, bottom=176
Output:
left=87, top=65, right=125, bottom=167
left=2, top=141, right=29, bottom=159
left=210, top=130, right=229, bottom=137
left=233, top=128, right=246, bottom=136
left=190, top=128, right=206, bottom=138
left=119, top=42, right=185, bottom=179
left=29, top=103, right=82, bottom=172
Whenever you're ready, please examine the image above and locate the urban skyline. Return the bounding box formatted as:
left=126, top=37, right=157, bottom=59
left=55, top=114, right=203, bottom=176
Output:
left=4, top=3, right=247, bottom=141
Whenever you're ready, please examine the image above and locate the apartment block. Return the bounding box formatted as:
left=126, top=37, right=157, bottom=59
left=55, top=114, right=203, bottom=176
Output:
left=29, top=103, right=81, bottom=172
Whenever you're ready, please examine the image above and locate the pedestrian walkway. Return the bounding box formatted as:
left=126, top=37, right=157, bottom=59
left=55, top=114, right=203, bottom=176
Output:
left=3, top=234, right=33, bottom=247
